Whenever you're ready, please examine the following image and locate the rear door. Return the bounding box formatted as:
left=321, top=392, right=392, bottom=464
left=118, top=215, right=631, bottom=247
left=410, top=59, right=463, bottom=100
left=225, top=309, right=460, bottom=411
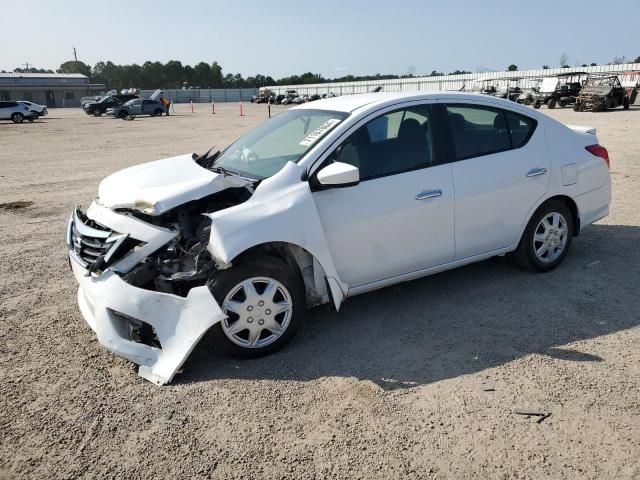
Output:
left=441, top=102, right=550, bottom=259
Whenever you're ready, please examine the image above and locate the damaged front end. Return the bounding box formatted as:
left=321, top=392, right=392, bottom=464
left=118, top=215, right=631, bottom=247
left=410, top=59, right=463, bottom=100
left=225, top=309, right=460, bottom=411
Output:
left=67, top=182, right=253, bottom=385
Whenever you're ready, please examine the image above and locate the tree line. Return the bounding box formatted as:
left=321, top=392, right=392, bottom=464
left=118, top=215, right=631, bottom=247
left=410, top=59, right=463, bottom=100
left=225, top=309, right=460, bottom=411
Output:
left=5, top=60, right=471, bottom=90
left=4, top=55, right=639, bottom=90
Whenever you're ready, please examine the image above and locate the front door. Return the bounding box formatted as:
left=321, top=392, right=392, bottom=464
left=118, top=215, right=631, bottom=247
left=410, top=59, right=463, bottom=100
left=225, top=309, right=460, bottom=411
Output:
left=313, top=104, right=455, bottom=288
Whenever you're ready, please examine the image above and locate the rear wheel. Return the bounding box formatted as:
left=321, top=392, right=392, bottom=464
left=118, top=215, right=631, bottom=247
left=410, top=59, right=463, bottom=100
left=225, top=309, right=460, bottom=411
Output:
left=93, top=109, right=102, bottom=117
left=208, top=256, right=306, bottom=358
left=559, top=100, right=567, bottom=108
left=118, top=110, right=128, bottom=119
left=514, top=200, right=573, bottom=272
left=573, top=103, right=581, bottom=112
left=533, top=100, right=541, bottom=109
left=11, top=113, right=23, bottom=123
left=547, top=98, right=557, bottom=109
left=524, top=98, right=532, bottom=106
left=623, top=97, right=630, bottom=110
left=153, top=108, right=164, bottom=116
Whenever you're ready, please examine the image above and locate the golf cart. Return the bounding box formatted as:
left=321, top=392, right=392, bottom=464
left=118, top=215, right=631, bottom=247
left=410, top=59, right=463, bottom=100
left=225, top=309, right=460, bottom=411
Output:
left=533, top=72, right=586, bottom=109
left=478, top=78, right=499, bottom=96
left=621, top=71, right=640, bottom=105
left=516, top=78, right=542, bottom=105
left=573, top=74, right=630, bottom=112
left=494, top=77, right=524, bottom=102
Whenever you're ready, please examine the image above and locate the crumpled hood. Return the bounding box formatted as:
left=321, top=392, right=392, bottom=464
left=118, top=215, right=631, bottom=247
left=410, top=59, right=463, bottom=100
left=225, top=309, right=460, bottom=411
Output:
left=98, top=153, right=250, bottom=215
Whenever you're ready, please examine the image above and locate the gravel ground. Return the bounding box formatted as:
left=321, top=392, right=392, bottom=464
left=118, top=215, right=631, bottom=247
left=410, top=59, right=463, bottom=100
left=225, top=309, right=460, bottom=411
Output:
left=1, top=103, right=639, bottom=479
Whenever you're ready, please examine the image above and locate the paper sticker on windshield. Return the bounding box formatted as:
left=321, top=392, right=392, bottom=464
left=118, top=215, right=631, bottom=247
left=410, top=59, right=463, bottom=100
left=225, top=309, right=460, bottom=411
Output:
left=299, top=119, right=341, bottom=147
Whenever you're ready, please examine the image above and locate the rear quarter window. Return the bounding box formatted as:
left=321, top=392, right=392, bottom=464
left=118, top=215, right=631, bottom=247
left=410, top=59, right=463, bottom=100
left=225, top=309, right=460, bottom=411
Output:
left=504, top=111, right=537, bottom=148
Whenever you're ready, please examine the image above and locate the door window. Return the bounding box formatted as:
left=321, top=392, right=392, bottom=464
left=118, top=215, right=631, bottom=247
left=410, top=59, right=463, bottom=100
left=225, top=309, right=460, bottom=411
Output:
left=445, top=105, right=537, bottom=160
left=334, top=105, right=435, bottom=181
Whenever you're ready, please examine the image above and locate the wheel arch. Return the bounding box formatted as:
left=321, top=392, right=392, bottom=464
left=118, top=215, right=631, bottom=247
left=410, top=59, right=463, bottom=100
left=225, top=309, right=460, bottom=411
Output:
left=227, top=241, right=334, bottom=309
left=520, top=195, right=581, bottom=245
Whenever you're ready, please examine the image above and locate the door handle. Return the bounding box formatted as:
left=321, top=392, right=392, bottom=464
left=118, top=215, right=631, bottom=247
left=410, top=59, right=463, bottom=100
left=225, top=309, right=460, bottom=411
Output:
left=415, top=189, right=443, bottom=200
left=526, top=167, right=548, bottom=177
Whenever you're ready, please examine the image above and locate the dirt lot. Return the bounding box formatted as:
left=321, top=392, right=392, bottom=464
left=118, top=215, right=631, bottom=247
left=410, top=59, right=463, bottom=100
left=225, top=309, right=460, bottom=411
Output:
left=1, top=102, right=639, bottom=479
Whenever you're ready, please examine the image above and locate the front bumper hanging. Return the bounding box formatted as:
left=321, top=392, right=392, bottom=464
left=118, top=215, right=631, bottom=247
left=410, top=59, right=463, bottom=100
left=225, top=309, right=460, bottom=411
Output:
left=67, top=203, right=226, bottom=385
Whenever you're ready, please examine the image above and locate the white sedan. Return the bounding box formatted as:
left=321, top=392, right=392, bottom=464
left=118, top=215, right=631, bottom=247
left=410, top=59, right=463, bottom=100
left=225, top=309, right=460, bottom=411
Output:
left=67, top=92, right=611, bottom=384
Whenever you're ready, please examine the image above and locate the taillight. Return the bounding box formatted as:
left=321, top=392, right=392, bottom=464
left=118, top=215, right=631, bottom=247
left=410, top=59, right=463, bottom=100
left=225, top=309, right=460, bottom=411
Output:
left=585, top=144, right=610, bottom=168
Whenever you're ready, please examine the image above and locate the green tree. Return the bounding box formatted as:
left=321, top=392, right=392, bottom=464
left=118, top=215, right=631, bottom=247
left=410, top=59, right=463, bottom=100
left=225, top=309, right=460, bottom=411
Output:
left=57, top=60, right=91, bottom=76
left=507, top=64, right=518, bottom=71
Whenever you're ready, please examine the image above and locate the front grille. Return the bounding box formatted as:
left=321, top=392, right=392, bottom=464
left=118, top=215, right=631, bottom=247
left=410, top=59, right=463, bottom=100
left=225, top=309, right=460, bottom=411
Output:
left=69, top=208, right=138, bottom=274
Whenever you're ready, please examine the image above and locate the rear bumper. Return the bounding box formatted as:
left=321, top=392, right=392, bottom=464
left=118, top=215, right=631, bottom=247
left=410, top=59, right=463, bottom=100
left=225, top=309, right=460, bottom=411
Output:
left=68, top=203, right=226, bottom=385
left=575, top=177, right=611, bottom=228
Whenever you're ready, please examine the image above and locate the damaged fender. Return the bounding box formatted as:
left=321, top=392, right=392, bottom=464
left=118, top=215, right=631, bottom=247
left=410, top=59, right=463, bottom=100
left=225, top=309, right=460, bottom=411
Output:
left=206, top=161, right=348, bottom=309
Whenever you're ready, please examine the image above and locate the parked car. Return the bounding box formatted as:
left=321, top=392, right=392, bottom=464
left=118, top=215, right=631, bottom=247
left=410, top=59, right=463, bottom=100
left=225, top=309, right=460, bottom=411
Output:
left=67, top=92, right=611, bottom=385
left=83, top=94, right=139, bottom=116
left=106, top=99, right=167, bottom=118
left=0, top=101, right=37, bottom=123
left=18, top=100, right=48, bottom=117
left=573, top=74, right=630, bottom=111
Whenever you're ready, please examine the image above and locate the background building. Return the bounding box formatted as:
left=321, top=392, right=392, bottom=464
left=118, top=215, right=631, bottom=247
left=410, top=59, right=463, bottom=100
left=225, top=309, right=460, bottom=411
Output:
left=0, top=73, right=105, bottom=107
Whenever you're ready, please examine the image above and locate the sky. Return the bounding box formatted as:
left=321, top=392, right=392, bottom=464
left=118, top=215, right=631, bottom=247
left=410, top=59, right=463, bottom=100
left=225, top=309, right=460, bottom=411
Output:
left=1, top=0, right=639, bottom=78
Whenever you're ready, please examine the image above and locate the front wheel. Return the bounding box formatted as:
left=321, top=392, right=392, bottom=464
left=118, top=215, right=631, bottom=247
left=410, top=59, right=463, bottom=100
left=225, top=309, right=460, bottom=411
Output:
left=514, top=200, right=573, bottom=272
left=547, top=98, right=557, bottom=109
left=623, top=97, right=630, bottom=110
left=153, top=108, right=164, bottom=116
left=93, top=110, right=102, bottom=117
left=208, top=256, right=306, bottom=358
left=533, top=100, right=541, bottom=109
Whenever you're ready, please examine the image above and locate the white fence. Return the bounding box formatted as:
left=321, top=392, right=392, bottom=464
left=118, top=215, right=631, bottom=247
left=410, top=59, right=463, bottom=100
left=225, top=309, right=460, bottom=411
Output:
left=140, top=88, right=257, bottom=103
left=262, top=63, right=640, bottom=95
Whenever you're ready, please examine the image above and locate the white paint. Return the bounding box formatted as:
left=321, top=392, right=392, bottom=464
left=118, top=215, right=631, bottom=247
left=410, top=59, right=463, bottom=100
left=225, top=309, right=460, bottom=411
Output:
left=97, top=153, right=249, bottom=215
left=316, top=162, right=359, bottom=186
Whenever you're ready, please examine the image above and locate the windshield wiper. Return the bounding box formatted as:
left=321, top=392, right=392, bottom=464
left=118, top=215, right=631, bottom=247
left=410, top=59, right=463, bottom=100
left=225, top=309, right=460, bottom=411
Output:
left=210, top=163, right=259, bottom=182
left=194, top=147, right=220, bottom=168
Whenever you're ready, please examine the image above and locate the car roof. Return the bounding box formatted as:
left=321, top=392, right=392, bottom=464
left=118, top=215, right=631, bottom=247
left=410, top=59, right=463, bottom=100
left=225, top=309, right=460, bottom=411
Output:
left=289, top=91, right=512, bottom=114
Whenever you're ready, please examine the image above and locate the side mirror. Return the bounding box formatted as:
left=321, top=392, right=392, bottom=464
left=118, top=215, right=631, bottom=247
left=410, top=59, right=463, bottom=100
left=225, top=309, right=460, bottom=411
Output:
left=316, top=162, right=359, bottom=188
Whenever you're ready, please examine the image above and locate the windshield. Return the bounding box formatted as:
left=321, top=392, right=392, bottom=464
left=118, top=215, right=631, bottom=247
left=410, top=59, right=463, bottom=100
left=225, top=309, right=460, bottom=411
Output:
left=214, top=109, right=348, bottom=179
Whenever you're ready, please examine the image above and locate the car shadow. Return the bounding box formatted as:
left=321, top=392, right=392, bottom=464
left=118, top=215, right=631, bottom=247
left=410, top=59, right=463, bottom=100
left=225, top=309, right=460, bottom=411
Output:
left=183, top=224, right=640, bottom=390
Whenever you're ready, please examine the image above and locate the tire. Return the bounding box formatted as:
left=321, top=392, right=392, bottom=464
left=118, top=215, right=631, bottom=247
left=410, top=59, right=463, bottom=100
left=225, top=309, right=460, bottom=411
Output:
left=623, top=97, right=630, bottom=110
left=524, top=98, right=532, bottom=106
left=93, top=110, right=102, bottom=117
left=573, top=103, right=581, bottom=112
left=514, top=200, right=573, bottom=273
left=547, top=98, right=556, bottom=109
left=533, top=100, right=541, bottom=109
left=118, top=110, right=128, bottom=118
left=208, top=255, right=306, bottom=358
left=11, top=113, right=23, bottom=123
left=153, top=108, right=164, bottom=116
left=559, top=100, right=567, bottom=108
left=27, top=117, right=34, bottom=122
